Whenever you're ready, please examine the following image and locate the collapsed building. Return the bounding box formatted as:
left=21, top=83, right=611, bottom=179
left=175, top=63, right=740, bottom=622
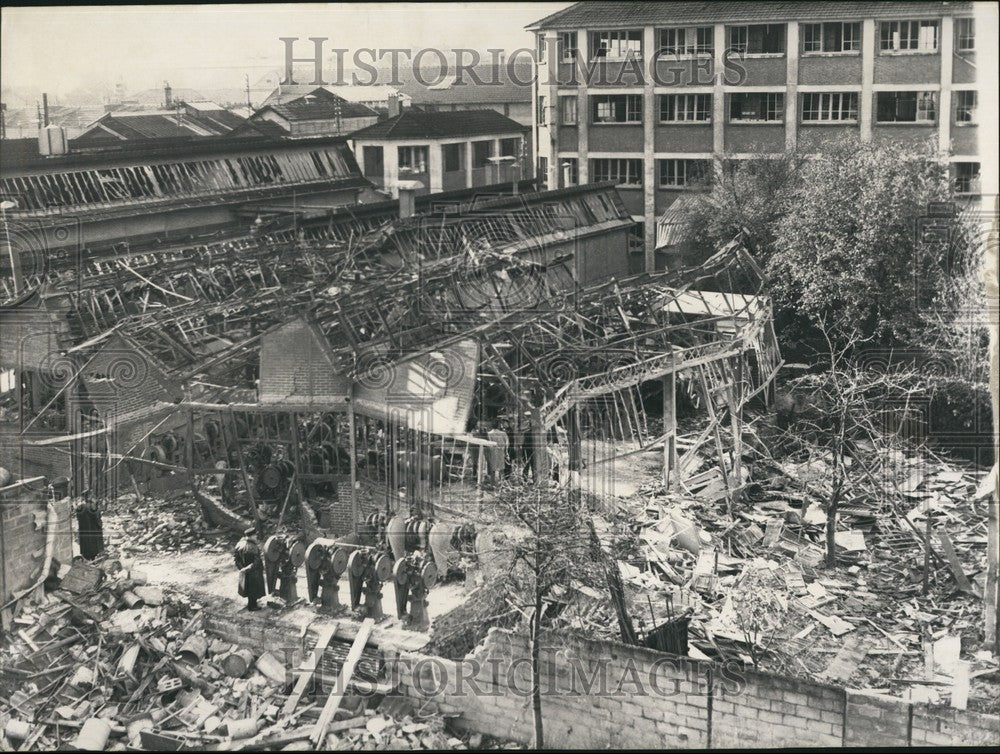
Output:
left=3, top=134, right=995, bottom=750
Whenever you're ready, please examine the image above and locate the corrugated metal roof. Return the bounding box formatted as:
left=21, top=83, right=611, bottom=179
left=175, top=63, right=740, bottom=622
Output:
left=529, top=1, right=973, bottom=30
left=656, top=194, right=701, bottom=249
left=346, top=109, right=528, bottom=140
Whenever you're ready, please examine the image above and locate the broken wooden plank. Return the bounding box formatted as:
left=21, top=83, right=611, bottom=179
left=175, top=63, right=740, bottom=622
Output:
left=281, top=623, right=338, bottom=717
left=310, top=618, right=374, bottom=748
left=936, top=531, right=981, bottom=597
left=820, top=636, right=868, bottom=683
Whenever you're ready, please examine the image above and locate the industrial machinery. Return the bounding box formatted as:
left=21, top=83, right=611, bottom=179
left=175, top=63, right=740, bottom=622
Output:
left=427, top=521, right=477, bottom=576
left=392, top=550, right=438, bottom=632
left=362, top=512, right=389, bottom=551
left=304, top=538, right=349, bottom=614
left=386, top=513, right=433, bottom=561
left=263, top=534, right=305, bottom=604
left=346, top=547, right=393, bottom=622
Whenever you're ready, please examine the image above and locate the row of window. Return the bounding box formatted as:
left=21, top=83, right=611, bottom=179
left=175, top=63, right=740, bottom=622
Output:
left=362, top=139, right=522, bottom=176
left=573, top=157, right=981, bottom=193
left=546, top=91, right=978, bottom=125
left=546, top=18, right=975, bottom=60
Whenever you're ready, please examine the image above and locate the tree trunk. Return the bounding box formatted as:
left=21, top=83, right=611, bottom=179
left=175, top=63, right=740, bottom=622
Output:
left=825, top=487, right=839, bottom=568
left=530, top=594, right=544, bottom=749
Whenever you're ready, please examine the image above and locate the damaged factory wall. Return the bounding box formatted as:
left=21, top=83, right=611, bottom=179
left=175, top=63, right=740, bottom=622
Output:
left=0, top=477, right=73, bottom=625
left=389, top=628, right=999, bottom=749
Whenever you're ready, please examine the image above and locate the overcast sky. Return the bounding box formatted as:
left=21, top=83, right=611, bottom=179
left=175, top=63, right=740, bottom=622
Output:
left=1, top=3, right=566, bottom=101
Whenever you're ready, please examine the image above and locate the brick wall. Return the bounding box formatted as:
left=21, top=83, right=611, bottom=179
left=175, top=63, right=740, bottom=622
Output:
left=0, top=477, right=74, bottom=614
left=199, top=605, right=998, bottom=748
left=259, top=318, right=351, bottom=404
left=391, top=629, right=999, bottom=749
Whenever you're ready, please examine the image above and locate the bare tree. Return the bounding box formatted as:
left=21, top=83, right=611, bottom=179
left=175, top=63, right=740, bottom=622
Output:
left=485, top=478, right=602, bottom=749
left=779, top=316, right=928, bottom=567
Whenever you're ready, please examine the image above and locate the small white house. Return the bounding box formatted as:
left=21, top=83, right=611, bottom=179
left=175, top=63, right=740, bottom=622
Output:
left=347, top=109, right=530, bottom=197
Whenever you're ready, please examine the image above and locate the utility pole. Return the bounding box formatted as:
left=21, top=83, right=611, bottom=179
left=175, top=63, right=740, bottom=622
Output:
left=245, top=74, right=252, bottom=110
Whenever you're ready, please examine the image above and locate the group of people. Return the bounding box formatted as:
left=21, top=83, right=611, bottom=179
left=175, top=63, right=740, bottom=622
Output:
left=472, top=416, right=568, bottom=484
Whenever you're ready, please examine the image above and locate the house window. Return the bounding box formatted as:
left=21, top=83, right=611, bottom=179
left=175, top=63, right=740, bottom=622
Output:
left=727, top=24, right=786, bottom=54
left=802, top=22, right=861, bottom=53
left=559, top=31, right=579, bottom=61
left=443, top=143, right=465, bottom=172
left=879, top=20, right=939, bottom=52
left=659, top=26, right=713, bottom=55
left=954, top=162, right=980, bottom=194
left=561, top=157, right=579, bottom=187
left=560, top=96, right=578, bottom=125
left=398, top=145, right=427, bottom=173
left=538, top=156, right=548, bottom=188
left=801, top=92, right=858, bottom=122
left=592, top=94, right=642, bottom=123
left=472, top=140, right=494, bottom=168
left=362, top=145, right=383, bottom=178
left=591, top=158, right=643, bottom=187
left=500, top=137, right=520, bottom=157
left=537, top=96, right=547, bottom=125
left=955, top=90, right=977, bottom=124
left=590, top=30, right=643, bottom=60
left=875, top=91, right=937, bottom=123
left=659, top=94, right=711, bottom=122
left=658, top=159, right=710, bottom=188
left=729, top=92, right=784, bottom=122
left=956, top=18, right=975, bottom=51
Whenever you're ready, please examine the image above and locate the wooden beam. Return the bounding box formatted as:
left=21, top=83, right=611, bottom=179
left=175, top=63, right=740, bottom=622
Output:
left=310, top=618, right=374, bottom=748
left=282, top=623, right=338, bottom=717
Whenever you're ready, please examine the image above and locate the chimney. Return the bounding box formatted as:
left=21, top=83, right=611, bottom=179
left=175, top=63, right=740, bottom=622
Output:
left=387, top=93, right=401, bottom=119
left=164, top=81, right=172, bottom=108
left=42, top=93, right=50, bottom=126
left=396, top=180, right=422, bottom=218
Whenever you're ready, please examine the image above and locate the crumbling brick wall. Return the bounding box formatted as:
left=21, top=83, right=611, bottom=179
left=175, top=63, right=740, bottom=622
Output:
left=0, top=477, right=74, bottom=617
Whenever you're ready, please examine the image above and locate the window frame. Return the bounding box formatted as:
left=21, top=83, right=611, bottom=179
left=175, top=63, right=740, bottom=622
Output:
left=955, top=18, right=975, bottom=52
left=591, top=94, right=643, bottom=124
left=874, top=90, right=937, bottom=124
left=658, top=25, right=714, bottom=57
left=954, top=90, right=977, bottom=125
left=802, top=21, right=861, bottom=54
left=397, top=145, right=428, bottom=173
left=472, top=140, right=494, bottom=169
left=727, top=23, right=786, bottom=56
left=442, top=142, right=465, bottom=173
left=879, top=20, right=939, bottom=54
left=560, top=95, right=578, bottom=126
left=590, top=29, right=643, bottom=60
left=559, top=31, right=579, bottom=61
left=954, top=162, right=980, bottom=194
left=800, top=92, right=859, bottom=123
left=659, top=93, right=712, bottom=123
left=728, top=92, right=785, bottom=123
left=560, top=157, right=579, bottom=187
left=590, top=158, right=643, bottom=188
left=658, top=158, right=711, bottom=189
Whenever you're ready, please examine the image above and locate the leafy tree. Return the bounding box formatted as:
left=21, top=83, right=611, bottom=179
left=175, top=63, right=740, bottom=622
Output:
left=682, top=136, right=979, bottom=354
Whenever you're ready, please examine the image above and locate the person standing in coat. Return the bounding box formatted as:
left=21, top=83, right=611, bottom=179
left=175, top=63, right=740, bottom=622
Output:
left=234, top=527, right=266, bottom=610
left=486, top=420, right=510, bottom=482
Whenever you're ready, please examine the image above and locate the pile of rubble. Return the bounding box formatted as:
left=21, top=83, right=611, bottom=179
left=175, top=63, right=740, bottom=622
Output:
left=560, top=443, right=999, bottom=713
left=103, top=491, right=231, bottom=556
left=0, top=558, right=505, bottom=751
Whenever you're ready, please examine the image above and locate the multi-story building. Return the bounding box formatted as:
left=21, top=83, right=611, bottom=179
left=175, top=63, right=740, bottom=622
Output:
left=529, top=1, right=993, bottom=271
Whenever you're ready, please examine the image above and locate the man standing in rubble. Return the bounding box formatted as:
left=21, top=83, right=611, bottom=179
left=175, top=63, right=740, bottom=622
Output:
left=234, top=527, right=266, bottom=611
left=75, top=486, right=105, bottom=560
left=487, top=419, right=510, bottom=482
